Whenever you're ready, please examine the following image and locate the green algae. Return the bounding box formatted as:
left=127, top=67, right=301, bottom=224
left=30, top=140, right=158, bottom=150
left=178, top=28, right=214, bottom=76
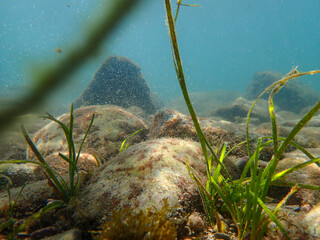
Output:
left=164, top=0, right=320, bottom=239
left=95, top=199, right=177, bottom=240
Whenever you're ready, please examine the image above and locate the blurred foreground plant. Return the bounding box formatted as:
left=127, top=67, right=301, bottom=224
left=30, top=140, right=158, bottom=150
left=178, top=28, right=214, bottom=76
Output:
left=164, top=0, right=320, bottom=239
left=0, top=0, right=142, bottom=133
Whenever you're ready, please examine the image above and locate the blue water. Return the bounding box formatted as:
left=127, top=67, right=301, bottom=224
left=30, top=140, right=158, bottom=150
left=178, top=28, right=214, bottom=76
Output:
left=1, top=0, right=320, bottom=110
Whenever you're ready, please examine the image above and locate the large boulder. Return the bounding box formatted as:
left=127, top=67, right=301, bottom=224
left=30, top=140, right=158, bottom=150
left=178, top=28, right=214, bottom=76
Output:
left=272, top=149, right=320, bottom=205
left=77, top=138, right=208, bottom=219
left=297, top=203, right=320, bottom=238
left=150, top=109, right=248, bottom=158
left=165, top=91, right=240, bottom=117
left=27, top=105, right=149, bottom=162
left=0, top=114, right=49, bottom=160
left=73, top=56, right=156, bottom=114
left=213, top=97, right=270, bottom=124
left=245, top=71, right=320, bottom=114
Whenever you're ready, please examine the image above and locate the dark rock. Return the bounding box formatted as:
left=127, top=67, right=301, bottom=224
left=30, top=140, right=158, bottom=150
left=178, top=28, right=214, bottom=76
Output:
left=186, top=212, right=206, bottom=235
left=165, top=91, right=241, bottom=117
left=214, top=232, right=231, bottom=240
left=251, top=121, right=320, bottom=151
left=73, top=56, right=157, bottom=114
left=213, top=97, right=270, bottom=123
left=245, top=71, right=320, bottom=114
left=30, top=226, right=57, bottom=240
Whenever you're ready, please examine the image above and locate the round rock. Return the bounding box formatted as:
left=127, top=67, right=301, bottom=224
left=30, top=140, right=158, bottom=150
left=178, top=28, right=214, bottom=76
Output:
left=77, top=138, right=207, bottom=219
left=27, top=105, right=149, bottom=162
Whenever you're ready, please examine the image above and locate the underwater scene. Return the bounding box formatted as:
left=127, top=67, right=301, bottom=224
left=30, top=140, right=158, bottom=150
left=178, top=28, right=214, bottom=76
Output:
left=1, top=0, right=320, bottom=239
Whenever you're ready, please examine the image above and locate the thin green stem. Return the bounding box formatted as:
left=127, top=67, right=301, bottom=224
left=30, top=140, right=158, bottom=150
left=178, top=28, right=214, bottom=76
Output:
left=164, top=0, right=208, bottom=162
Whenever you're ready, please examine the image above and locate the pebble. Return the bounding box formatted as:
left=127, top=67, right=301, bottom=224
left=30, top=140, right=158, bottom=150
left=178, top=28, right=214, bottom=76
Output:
left=214, top=232, right=231, bottom=240
left=30, top=226, right=57, bottom=240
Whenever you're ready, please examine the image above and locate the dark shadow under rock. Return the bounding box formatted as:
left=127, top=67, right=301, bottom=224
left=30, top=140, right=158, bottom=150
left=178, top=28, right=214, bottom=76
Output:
left=73, top=56, right=157, bottom=114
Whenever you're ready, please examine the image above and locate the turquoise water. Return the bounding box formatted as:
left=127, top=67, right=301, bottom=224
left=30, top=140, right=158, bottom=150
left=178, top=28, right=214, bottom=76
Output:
left=1, top=0, right=319, bottom=110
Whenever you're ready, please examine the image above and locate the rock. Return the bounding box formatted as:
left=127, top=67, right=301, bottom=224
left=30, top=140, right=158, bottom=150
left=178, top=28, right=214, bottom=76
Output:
left=245, top=71, right=282, bottom=100
left=0, top=163, right=40, bottom=189
left=3, top=104, right=320, bottom=239
left=245, top=71, right=320, bottom=114
left=213, top=96, right=305, bottom=124
left=40, top=152, right=100, bottom=176
left=73, top=56, right=157, bottom=114
left=298, top=204, right=320, bottom=238
left=0, top=152, right=100, bottom=190
left=30, top=226, right=58, bottom=240
left=186, top=212, right=206, bottom=235
left=272, top=149, right=320, bottom=205
left=214, top=232, right=231, bottom=240
left=27, top=105, right=149, bottom=162
left=0, top=114, right=50, bottom=160
left=283, top=115, right=320, bottom=128
left=150, top=109, right=248, bottom=159
left=0, top=131, right=26, bottom=160
left=264, top=203, right=310, bottom=240
left=213, top=97, right=270, bottom=123
left=250, top=119, right=320, bottom=161
left=149, top=109, right=300, bottom=163
left=165, top=91, right=240, bottom=117
left=77, top=138, right=210, bottom=220
left=280, top=115, right=320, bottom=148
left=0, top=179, right=54, bottom=215
left=43, top=229, right=82, bottom=240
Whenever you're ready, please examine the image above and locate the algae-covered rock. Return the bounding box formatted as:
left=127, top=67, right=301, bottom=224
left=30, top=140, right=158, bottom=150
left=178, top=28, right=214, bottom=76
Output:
left=73, top=56, right=156, bottom=114
left=27, top=105, right=149, bottom=162
left=298, top=203, right=320, bottom=238
left=0, top=179, right=54, bottom=215
left=281, top=116, right=320, bottom=148
left=41, top=152, right=100, bottom=176
left=272, top=148, right=320, bottom=205
left=150, top=109, right=248, bottom=158
left=77, top=138, right=208, bottom=219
